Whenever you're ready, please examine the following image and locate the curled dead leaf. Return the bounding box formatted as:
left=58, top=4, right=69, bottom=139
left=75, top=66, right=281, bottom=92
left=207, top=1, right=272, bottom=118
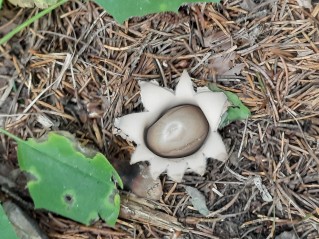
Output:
left=297, top=0, right=312, bottom=9
left=240, top=0, right=257, bottom=10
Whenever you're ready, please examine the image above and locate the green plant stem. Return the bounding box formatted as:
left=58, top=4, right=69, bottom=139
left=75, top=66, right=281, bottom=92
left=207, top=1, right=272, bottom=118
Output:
left=0, top=128, right=24, bottom=143
left=0, top=0, right=68, bottom=46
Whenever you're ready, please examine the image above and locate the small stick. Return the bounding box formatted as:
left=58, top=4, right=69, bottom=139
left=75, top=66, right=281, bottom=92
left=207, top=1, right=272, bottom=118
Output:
left=120, top=194, right=188, bottom=233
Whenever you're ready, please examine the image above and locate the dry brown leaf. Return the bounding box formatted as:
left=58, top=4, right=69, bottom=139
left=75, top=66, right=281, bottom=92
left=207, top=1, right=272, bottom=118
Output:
left=208, top=53, right=244, bottom=75
left=224, top=63, right=245, bottom=75
left=8, top=0, right=58, bottom=8
left=112, top=158, right=162, bottom=200
left=275, top=231, right=298, bottom=239
left=240, top=0, right=257, bottom=10
left=209, top=54, right=235, bottom=75
left=130, top=165, right=163, bottom=200
left=185, top=186, right=210, bottom=216
left=7, top=0, right=34, bottom=7
left=297, top=47, right=315, bottom=57
left=297, top=0, right=312, bottom=9
left=203, top=31, right=231, bottom=51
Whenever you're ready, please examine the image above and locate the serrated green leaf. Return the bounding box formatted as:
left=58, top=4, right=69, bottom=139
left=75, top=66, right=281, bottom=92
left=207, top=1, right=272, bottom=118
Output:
left=0, top=129, right=123, bottom=226
left=209, top=84, right=251, bottom=128
left=94, top=0, right=220, bottom=23
left=0, top=203, right=19, bottom=239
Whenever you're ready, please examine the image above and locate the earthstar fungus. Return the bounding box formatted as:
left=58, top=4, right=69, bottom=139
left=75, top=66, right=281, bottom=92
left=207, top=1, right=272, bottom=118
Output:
left=114, top=71, right=228, bottom=182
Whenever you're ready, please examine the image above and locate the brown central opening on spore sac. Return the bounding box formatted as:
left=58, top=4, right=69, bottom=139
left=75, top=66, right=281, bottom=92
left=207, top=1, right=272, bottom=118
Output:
left=144, top=104, right=209, bottom=158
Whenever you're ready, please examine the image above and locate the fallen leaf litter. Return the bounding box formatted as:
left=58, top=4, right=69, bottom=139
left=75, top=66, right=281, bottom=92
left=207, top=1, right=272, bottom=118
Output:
left=0, top=0, right=319, bottom=238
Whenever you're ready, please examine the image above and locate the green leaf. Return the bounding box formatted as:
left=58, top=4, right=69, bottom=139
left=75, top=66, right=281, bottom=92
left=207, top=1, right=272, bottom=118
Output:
left=209, top=84, right=251, bottom=128
left=94, top=0, right=220, bottom=23
left=0, top=0, right=3, bottom=10
left=0, top=129, right=123, bottom=226
left=0, top=203, right=19, bottom=239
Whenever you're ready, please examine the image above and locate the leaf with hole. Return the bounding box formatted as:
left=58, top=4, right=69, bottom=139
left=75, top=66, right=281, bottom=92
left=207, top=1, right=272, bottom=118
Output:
left=0, top=203, right=19, bottom=239
left=0, top=129, right=123, bottom=226
left=209, top=84, right=251, bottom=128
left=94, top=0, right=221, bottom=23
